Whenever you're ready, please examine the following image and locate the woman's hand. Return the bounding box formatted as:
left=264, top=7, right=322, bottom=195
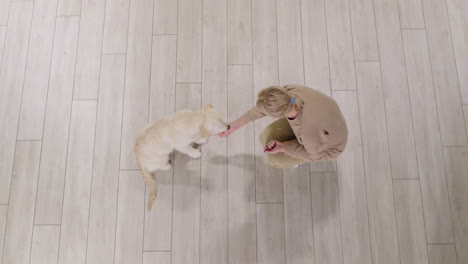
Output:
left=218, top=119, right=243, bottom=138
left=263, top=140, right=285, bottom=154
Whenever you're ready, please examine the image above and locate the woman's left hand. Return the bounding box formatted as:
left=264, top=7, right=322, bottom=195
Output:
left=263, top=140, right=285, bottom=154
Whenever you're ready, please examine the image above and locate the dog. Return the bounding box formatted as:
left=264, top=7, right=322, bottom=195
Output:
left=135, top=104, right=230, bottom=210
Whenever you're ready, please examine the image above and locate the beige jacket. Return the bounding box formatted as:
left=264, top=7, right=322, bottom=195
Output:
left=241, top=85, right=348, bottom=161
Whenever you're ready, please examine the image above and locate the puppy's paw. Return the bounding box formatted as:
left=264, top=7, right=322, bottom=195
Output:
left=160, top=163, right=172, bottom=171
left=190, top=151, right=202, bottom=159
left=197, top=137, right=208, bottom=144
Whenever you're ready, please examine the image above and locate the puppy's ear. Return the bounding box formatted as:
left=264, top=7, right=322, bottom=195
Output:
left=203, top=104, right=214, bottom=111
left=199, top=126, right=211, bottom=138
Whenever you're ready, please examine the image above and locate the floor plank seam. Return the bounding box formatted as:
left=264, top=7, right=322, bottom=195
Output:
left=102, top=53, right=126, bottom=55
left=353, top=82, right=374, bottom=264
left=56, top=15, right=80, bottom=18
left=175, top=82, right=202, bottom=84
left=141, top=0, right=155, bottom=257
left=112, top=53, right=128, bottom=264
left=83, top=16, right=104, bottom=262
left=401, top=27, right=425, bottom=30
left=55, top=14, right=83, bottom=264
left=376, top=1, right=412, bottom=259
left=168, top=0, right=179, bottom=254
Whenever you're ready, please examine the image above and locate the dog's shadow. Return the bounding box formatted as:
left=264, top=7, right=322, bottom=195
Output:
left=158, top=152, right=338, bottom=223
left=156, top=153, right=258, bottom=211
left=210, top=153, right=256, bottom=171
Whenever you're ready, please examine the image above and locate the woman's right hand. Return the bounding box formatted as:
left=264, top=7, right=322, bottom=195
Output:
left=218, top=119, right=243, bottom=138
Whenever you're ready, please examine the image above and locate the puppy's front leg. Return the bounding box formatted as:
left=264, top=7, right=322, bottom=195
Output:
left=176, top=145, right=201, bottom=159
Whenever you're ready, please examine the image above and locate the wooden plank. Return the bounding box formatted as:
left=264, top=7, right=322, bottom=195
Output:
left=349, top=0, right=379, bottom=61
left=422, top=0, right=467, bottom=146
left=427, top=245, right=457, bottom=264
left=283, top=166, right=314, bottom=264
left=58, top=101, right=97, bottom=264
left=17, top=0, right=58, bottom=140
left=397, top=0, right=425, bottom=28
left=119, top=0, right=153, bottom=169
left=0, top=26, right=6, bottom=69
left=86, top=54, right=126, bottom=264
left=73, top=0, right=106, bottom=99
left=257, top=204, right=286, bottom=264
left=153, top=0, right=177, bottom=34
left=402, top=29, right=454, bottom=243
left=276, top=0, right=304, bottom=85
left=30, top=226, right=60, bottom=264
left=0, top=205, right=7, bottom=262
left=333, top=91, right=372, bottom=264
left=301, top=0, right=331, bottom=96
left=149, top=35, right=177, bottom=123
left=101, top=0, right=129, bottom=53
left=309, top=161, right=336, bottom=172
left=144, top=35, right=176, bottom=251
left=446, top=0, right=468, bottom=104
left=34, top=16, right=80, bottom=224
left=444, top=147, right=468, bottom=263
left=373, top=0, right=419, bottom=179
left=393, top=180, right=429, bottom=264
left=2, top=141, right=41, bottom=264
left=325, top=0, right=356, bottom=90
left=465, top=105, right=468, bottom=134
left=252, top=0, right=283, bottom=203
left=172, top=83, right=201, bottom=264
left=114, top=171, right=145, bottom=264
left=310, top=172, right=343, bottom=264
left=227, top=65, right=256, bottom=264
left=143, top=252, right=171, bottom=264
left=0, top=2, right=33, bottom=204
left=0, top=0, right=8, bottom=25
left=251, top=0, right=279, bottom=91
left=201, top=1, right=228, bottom=263
left=356, top=62, right=400, bottom=264
left=176, top=0, right=202, bottom=82
left=57, top=0, right=81, bottom=16
left=227, top=0, right=252, bottom=64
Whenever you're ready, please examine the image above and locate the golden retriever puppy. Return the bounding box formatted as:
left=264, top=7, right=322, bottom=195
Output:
left=135, top=104, right=229, bottom=210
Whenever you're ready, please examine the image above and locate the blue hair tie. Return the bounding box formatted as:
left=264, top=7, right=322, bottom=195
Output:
left=290, top=97, right=296, bottom=105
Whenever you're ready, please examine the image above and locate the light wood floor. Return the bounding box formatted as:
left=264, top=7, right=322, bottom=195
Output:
left=0, top=0, right=467, bottom=263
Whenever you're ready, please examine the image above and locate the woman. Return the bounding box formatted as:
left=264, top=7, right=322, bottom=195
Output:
left=219, top=85, right=348, bottom=168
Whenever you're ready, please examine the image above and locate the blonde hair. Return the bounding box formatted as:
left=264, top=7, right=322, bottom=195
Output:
left=256, top=85, right=304, bottom=117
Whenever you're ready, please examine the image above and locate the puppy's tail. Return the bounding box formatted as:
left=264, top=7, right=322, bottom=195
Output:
left=141, top=168, right=157, bottom=211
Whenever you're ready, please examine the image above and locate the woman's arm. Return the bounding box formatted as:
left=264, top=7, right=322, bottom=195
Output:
left=218, top=106, right=267, bottom=137
left=218, top=116, right=246, bottom=137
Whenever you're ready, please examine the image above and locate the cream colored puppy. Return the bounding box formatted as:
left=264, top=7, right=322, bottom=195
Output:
left=135, top=104, right=229, bottom=210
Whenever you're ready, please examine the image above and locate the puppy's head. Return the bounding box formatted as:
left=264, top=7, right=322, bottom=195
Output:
left=201, top=104, right=230, bottom=135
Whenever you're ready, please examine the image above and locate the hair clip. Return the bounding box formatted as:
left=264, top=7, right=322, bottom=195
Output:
left=290, top=97, right=296, bottom=105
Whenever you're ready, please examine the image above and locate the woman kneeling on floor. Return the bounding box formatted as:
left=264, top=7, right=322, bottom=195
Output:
left=219, top=85, right=348, bottom=168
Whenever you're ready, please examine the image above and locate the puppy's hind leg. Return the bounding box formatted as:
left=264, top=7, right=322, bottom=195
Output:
left=146, top=155, right=172, bottom=171
left=157, top=155, right=172, bottom=171
left=195, top=136, right=208, bottom=145
left=160, top=162, right=172, bottom=171
left=175, top=144, right=201, bottom=159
